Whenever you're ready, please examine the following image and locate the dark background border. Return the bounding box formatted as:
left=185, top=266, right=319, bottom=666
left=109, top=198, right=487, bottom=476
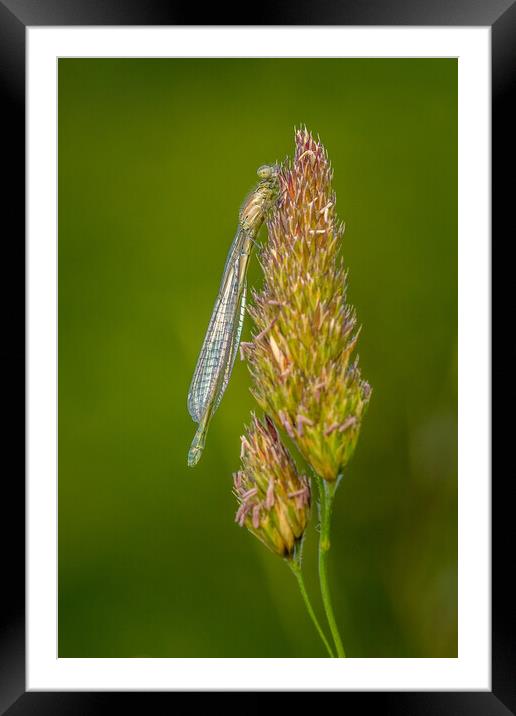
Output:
left=1, top=0, right=512, bottom=712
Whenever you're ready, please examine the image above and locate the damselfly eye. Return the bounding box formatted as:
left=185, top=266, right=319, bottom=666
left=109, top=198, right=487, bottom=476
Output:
left=257, top=164, right=275, bottom=179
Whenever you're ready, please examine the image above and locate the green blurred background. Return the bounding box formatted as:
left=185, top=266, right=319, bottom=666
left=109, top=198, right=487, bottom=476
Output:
left=58, top=58, right=457, bottom=657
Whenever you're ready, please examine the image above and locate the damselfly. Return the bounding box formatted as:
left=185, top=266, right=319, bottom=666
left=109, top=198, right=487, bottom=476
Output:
left=187, top=164, right=280, bottom=466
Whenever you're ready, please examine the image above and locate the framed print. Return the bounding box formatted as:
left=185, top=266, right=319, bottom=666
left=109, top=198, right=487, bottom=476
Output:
left=1, top=0, right=513, bottom=711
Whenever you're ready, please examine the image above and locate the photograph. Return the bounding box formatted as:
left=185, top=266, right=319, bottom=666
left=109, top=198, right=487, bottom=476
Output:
left=0, top=0, right=508, bottom=706
left=57, top=57, right=458, bottom=659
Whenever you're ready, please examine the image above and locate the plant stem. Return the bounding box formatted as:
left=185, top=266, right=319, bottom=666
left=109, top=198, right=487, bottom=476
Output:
left=316, top=476, right=346, bottom=657
left=288, top=558, right=335, bottom=657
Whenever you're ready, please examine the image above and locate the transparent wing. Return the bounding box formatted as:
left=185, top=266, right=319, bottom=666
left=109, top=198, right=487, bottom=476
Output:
left=212, top=282, right=246, bottom=415
left=187, top=228, right=249, bottom=423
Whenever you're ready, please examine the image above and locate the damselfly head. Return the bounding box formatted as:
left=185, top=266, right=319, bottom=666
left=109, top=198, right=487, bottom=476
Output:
left=257, top=164, right=278, bottom=180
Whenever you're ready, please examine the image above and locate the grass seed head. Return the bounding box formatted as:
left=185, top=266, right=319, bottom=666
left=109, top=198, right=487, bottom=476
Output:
left=247, top=127, right=371, bottom=481
left=234, top=414, right=310, bottom=557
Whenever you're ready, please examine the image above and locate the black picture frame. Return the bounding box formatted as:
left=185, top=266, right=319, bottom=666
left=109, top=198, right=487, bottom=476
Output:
left=1, top=1, right=511, bottom=712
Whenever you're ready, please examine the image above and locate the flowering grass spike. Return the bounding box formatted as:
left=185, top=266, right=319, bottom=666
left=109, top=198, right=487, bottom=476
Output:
left=246, top=128, right=371, bottom=481
left=233, top=414, right=310, bottom=558
left=232, top=128, right=371, bottom=657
